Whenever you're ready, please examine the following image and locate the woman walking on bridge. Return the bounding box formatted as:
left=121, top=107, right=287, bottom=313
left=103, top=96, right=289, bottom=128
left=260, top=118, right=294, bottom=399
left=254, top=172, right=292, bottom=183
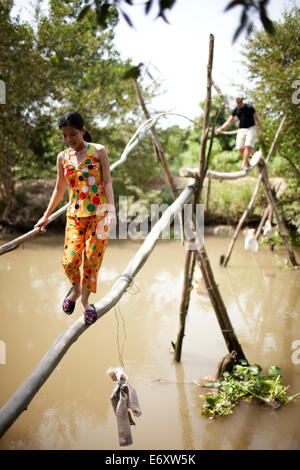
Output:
left=35, top=111, right=116, bottom=324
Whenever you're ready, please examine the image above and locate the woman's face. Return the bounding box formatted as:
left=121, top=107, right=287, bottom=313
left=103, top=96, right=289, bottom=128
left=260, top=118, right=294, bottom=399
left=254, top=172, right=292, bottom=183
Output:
left=61, top=125, right=85, bottom=150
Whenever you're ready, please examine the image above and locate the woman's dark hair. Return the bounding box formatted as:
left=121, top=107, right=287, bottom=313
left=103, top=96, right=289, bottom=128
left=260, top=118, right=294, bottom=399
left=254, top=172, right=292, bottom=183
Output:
left=59, top=111, right=92, bottom=142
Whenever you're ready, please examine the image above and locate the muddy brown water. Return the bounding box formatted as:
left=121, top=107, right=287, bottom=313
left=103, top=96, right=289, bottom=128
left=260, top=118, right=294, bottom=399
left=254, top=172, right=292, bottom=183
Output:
left=0, top=234, right=299, bottom=450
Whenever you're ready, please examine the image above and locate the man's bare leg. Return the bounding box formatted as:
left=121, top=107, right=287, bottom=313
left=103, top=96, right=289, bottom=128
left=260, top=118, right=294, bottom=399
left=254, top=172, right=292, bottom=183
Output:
left=241, top=146, right=253, bottom=168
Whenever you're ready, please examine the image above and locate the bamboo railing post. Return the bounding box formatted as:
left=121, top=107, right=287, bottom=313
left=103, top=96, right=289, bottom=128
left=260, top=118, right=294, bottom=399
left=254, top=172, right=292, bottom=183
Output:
left=221, top=116, right=286, bottom=267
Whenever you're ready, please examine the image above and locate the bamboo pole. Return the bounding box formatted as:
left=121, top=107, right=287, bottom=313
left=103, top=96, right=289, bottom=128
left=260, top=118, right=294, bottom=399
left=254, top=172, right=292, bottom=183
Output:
left=0, top=204, right=69, bottom=255
left=255, top=205, right=270, bottom=240
left=255, top=181, right=281, bottom=240
left=199, top=33, right=214, bottom=183
left=132, top=79, right=179, bottom=199
left=180, top=149, right=262, bottom=180
left=131, top=77, right=201, bottom=362
left=205, top=178, right=211, bottom=212
left=259, top=161, right=298, bottom=266
left=0, top=113, right=170, bottom=257
left=221, top=116, right=286, bottom=267
left=173, top=249, right=195, bottom=362
left=0, top=184, right=195, bottom=438
left=173, top=34, right=214, bottom=362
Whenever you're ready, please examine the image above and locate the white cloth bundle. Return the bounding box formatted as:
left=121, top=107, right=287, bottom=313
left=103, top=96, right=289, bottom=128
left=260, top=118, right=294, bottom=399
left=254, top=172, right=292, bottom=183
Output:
left=107, top=367, right=142, bottom=446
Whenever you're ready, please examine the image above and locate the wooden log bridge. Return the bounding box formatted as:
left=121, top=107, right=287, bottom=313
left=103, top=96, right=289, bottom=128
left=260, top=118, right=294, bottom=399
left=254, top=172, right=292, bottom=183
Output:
left=0, top=184, right=195, bottom=439
left=179, top=149, right=263, bottom=181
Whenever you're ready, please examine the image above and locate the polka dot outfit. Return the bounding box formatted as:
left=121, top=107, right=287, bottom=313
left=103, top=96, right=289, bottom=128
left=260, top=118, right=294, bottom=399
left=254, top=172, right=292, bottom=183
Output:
left=64, top=143, right=107, bottom=218
left=62, top=144, right=109, bottom=293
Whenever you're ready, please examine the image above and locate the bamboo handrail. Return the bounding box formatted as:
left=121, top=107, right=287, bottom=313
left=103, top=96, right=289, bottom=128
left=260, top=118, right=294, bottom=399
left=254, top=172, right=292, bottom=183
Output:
left=0, top=113, right=170, bottom=256
left=180, top=149, right=262, bottom=181
left=0, top=110, right=213, bottom=257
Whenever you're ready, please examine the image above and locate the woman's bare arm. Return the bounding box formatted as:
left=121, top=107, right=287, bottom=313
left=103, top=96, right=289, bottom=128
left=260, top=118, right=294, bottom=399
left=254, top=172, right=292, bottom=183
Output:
left=34, top=152, right=66, bottom=231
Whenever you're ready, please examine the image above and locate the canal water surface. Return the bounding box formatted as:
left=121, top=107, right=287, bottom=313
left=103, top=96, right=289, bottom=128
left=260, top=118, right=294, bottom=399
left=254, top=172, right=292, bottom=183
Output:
left=0, top=234, right=299, bottom=450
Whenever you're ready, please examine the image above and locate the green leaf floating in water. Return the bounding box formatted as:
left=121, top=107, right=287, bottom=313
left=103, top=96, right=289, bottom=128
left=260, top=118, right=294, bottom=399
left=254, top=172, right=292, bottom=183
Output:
left=198, top=363, right=300, bottom=419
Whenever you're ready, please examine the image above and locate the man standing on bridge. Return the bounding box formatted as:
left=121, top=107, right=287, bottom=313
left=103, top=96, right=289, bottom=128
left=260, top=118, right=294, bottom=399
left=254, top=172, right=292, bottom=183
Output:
left=216, top=94, right=263, bottom=169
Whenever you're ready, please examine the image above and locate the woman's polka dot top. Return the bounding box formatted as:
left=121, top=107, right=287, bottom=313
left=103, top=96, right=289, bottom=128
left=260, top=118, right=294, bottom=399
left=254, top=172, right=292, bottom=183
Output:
left=63, top=143, right=107, bottom=218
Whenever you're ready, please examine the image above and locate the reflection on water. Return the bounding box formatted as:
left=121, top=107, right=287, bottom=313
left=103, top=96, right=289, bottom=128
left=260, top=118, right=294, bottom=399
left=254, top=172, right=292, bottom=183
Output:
left=0, top=234, right=299, bottom=450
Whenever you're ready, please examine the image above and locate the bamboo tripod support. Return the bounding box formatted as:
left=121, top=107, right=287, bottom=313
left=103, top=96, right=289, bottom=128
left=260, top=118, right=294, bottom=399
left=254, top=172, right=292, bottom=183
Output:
left=175, top=34, right=247, bottom=363
left=220, top=116, right=298, bottom=268
left=131, top=35, right=248, bottom=364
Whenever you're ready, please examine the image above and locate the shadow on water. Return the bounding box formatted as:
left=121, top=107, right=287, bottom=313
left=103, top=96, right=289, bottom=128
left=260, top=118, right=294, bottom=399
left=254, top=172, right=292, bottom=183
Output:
left=0, top=234, right=299, bottom=449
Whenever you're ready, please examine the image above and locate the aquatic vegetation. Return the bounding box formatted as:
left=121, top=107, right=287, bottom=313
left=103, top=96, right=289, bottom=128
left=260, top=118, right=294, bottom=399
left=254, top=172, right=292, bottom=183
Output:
left=197, top=363, right=300, bottom=419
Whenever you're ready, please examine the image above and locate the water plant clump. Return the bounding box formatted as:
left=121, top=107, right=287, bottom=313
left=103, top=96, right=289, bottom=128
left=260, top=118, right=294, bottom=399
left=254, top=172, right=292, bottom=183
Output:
left=197, top=363, right=300, bottom=419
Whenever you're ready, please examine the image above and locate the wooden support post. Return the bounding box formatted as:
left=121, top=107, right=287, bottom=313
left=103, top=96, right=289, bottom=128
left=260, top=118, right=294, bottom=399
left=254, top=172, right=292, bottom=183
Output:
left=173, top=250, right=195, bottom=362
left=205, top=178, right=211, bottom=212
left=255, top=180, right=281, bottom=241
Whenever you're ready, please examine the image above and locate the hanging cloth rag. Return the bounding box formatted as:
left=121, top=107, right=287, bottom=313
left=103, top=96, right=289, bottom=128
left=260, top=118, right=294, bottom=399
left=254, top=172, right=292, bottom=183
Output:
left=244, top=228, right=258, bottom=252
left=107, top=367, right=142, bottom=447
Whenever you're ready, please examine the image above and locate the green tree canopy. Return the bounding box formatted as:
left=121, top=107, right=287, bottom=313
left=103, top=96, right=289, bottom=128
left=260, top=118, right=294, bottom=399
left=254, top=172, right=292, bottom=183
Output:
left=241, top=5, right=300, bottom=177
left=0, top=0, right=156, bottom=215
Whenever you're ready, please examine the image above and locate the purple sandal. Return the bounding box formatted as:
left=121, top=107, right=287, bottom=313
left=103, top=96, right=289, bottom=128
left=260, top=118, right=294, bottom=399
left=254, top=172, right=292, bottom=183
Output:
left=62, top=288, right=76, bottom=315
left=84, top=304, right=97, bottom=325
